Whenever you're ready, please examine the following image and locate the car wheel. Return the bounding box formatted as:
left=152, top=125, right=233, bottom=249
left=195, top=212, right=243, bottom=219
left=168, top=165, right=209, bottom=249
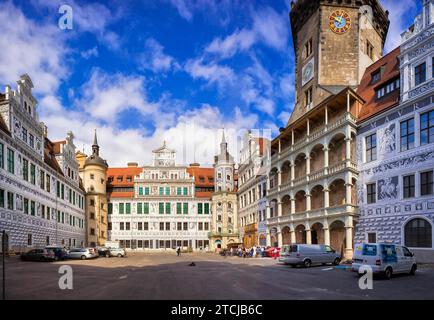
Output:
left=333, top=258, right=341, bottom=266
left=117, top=253, right=122, bottom=258
left=384, top=267, right=393, bottom=280
left=410, top=264, right=417, bottom=275
left=303, top=259, right=312, bottom=268
left=81, top=255, right=86, bottom=260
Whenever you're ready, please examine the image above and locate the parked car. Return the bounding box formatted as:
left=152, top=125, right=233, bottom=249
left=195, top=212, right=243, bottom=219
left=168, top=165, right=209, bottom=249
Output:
left=97, top=247, right=111, bottom=258
left=109, top=247, right=126, bottom=258
left=21, top=249, right=55, bottom=262
left=67, top=248, right=98, bottom=260
left=352, top=243, right=417, bottom=279
left=279, top=244, right=341, bottom=268
left=45, top=246, right=68, bottom=261
left=265, top=247, right=280, bottom=258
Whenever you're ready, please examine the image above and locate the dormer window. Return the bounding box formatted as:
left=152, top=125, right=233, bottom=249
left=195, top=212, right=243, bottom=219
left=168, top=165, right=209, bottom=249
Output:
left=199, top=176, right=205, bottom=183
left=371, top=70, right=381, bottom=84
left=117, top=176, right=123, bottom=183
left=126, top=176, right=132, bottom=183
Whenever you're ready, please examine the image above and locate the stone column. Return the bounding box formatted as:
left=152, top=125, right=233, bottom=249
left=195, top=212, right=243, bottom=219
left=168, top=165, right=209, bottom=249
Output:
left=290, top=162, right=295, bottom=181
left=277, top=170, right=282, bottom=187
left=345, top=183, right=352, bottom=204
left=290, top=230, right=296, bottom=244
left=266, top=205, right=271, bottom=219
left=324, top=187, right=330, bottom=208
left=277, top=232, right=283, bottom=248
left=278, top=201, right=282, bottom=217
left=345, top=137, right=351, bottom=161
left=306, top=193, right=311, bottom=211
left=266, top=233, right=271, bottom=247
left=323, top=147, right=329, bottom=168
left=344, top=216, right=354, bottom=260
left=324, top=227, right=330, bottom=246
left=306, top=228, right=312, bottom=244
left=290, top=197, right=296, bottom=214
left=306, top=155, right=311, bottom=176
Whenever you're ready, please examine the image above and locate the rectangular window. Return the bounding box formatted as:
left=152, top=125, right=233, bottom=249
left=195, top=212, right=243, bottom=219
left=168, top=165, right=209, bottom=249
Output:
left=204, top=203, right=210, bottom=214
left=159, top=202, right=164, bottom=214
left=108, top=203, right=113, bottom=214
left=27, top=234, right=32, bottom=246
left=144, top=202, right=149, bottom=214
left=204, top=222, right=209, bottom=230
left=403, top=175, right=415, bottom=198
left=29, top=134, right=34, bottom=148
left=126, top=203, right=131, bottom=214
left=183, top=222, right=188, bottom=231
left=177, top=187, right=182, bottom=195
left=366, top=40, right=374, bottom=60
left=371, top=70, right=381, bottom=84
left=40, top=170, right=45, bottom=190
left=166, top=222, right=170, bottom=231
left=120, top=222, right=124, bottom=231
left=367, top=183, right=376, bottom=204
left=24, top=198, right=29, bottom=214
left=368, top=233, right=377, bottom=243
left=30, top=201, right=35, bottom=216
left=305, top=87, right=313, bottom=109
left=138, top=222, right=143, bottom=230
left=0, top=189, right=4, bottom=208
left=178, top=222, right=182, bottom=230
left=30, top=164, right=35, bottom=185
left=125, top=222, right=130, bottom=231
left=0, top=143, right=3, bottom=169
left=7, top=148, right=14, bottom=174
left=304, top=38, right=312, bottom=58
left=139, top=187, right=143, bottom=195
left=22, top=127, right=27, bottom=143
left=420, top=110, right=434, bottom=146
left=365, top=134, right=377, bottom=162
left=421, top=171, right=433, bottom=196
left=198, top=203, right=203, bottom=214
left=176, top=202, right=182, bottom=214
left=415, top=62, right=426, bottom=86
left=119, top=203, right=124, bottom=214
left=400, top=118, right=415, bottom=151
left=144, top=187, right=149, bottom=195
left=159, top=187, right=164, bottom=195
left=160, top=222, right=164, bottom=231
left=183, top=203, right=188, bottom=215
left=23, top=158, right=29, bottom=181
left=165, top=203, right=171, bottom=214
left=6, top=192, right=14, bottom=210
left=137, top=202, right=142, bottom=214
left=144, top=222, right=148, bottom=231
left=61, top=184, right=64, bottom=200
left=166, top=187, right=170, bottom=195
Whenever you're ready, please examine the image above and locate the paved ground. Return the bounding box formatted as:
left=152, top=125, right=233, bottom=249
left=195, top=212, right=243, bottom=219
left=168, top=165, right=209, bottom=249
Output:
left=2, top=252, right=434, bottom=300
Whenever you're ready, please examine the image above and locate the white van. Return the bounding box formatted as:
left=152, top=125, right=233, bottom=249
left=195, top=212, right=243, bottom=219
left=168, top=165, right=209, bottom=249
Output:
left=352, top=243, right=417, bottom=279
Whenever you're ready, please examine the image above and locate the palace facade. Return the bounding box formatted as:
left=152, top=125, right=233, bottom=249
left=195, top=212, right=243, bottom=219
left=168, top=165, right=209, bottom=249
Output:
left=0, top=75, right=86, bottom=252
left=355, top=0, right=434, bottom=262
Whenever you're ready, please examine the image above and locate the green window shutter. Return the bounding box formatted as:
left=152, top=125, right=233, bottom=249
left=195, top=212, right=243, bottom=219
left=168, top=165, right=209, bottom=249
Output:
left=183, top=203, right=188, bottom=214
left=119, top=203, right=124, bottom=214
left=159, top=202, right=164, bottom=214
left=166, top=203, right=171, bottom=214
left=144, top=202, right=149, bottom=214
left=204, top=203, right=210, bottom=214
left=183, top=187, right=188, bottom=195
left=198, top=203, right=203, bottom=214
left=126, top=203, right=131, bottom=214
left=108, top=203, right=113, bottom=214
left=176, top=202, right=182, bottom=214
left=145, top=187, right=149, bottom=195
left=177, top=187, right=182, bottom=195
left=166, top=187, right=170, bottom=195
left=137, top=202, right=142, bottom=214
left=139, top=187, right=143, bottom=195
left=159, top=187, right=164, bottom=195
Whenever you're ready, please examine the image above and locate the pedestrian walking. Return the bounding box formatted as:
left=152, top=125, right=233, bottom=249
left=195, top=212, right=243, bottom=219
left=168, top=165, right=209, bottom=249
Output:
left=176, top=246, right=181, bottom=256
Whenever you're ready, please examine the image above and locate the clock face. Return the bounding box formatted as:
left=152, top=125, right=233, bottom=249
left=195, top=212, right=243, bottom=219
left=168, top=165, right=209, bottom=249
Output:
left=329, top=10, right=351, bottom=34
left=301, top=58, right=314, bottom=86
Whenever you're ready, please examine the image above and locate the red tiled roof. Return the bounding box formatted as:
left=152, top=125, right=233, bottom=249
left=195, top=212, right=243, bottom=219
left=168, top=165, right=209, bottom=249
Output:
left=357, top=46, right=401, bottom=123
left=187, top=166, right=214, bottom=187
left=52, top=140, right=66, bottom=154
left=107, top=167, right=142, bottom=187
left=44, top=138, right=64, bottom=175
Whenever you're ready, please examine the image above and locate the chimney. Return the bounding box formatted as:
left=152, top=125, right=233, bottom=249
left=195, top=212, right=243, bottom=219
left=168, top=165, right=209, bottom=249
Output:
left=127, top=162, right=138, bottom=167
left=5, top=85, right=11, bottom=100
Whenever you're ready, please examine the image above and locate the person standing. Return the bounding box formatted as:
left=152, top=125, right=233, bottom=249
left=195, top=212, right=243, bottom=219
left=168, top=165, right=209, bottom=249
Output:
left=176, top=246, right=181, bottom=256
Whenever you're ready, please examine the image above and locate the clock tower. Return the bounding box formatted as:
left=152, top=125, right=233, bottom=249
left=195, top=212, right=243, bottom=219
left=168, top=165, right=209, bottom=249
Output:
left=287, top=0, right=390, bottom=125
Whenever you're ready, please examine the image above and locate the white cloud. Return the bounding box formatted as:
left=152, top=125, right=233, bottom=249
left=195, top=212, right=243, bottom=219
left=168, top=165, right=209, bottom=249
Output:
left=169, top=0, right=193, bottom=21
left=78, top=70, right=158, bottom=123
left=140, top=38, right=179, bottom=73
left=0, top=2, right=67, bottom=95
left=205, top=7, right=288, bottom=59
left=185, top=59, right=236, bottom=89
left=380, top=0, right=418, bottom=52
left=81, top=47, right=99, bottom=59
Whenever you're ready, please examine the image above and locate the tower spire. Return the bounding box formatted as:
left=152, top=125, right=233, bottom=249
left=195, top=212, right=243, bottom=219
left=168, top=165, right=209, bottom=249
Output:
left=92, top=129, right=100, bottom=156
left=221, top=128, right=226, bottom=144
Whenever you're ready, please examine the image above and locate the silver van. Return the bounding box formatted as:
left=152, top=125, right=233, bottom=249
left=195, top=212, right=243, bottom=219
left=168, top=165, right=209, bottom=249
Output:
left=279, top=244, right=341, bottom=268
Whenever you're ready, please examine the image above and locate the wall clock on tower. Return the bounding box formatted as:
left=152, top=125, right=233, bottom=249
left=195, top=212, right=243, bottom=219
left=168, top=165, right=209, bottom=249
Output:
left=329, top=10, right=351, bottom=34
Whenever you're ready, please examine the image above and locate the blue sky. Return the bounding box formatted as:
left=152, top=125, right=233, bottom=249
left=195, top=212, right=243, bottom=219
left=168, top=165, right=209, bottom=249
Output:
left=0, top=0, right=422, bottom=167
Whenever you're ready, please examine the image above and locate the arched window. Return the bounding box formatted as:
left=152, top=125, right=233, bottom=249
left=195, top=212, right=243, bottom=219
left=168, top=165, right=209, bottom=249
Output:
left=405, top=218, right=432, bottom=248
